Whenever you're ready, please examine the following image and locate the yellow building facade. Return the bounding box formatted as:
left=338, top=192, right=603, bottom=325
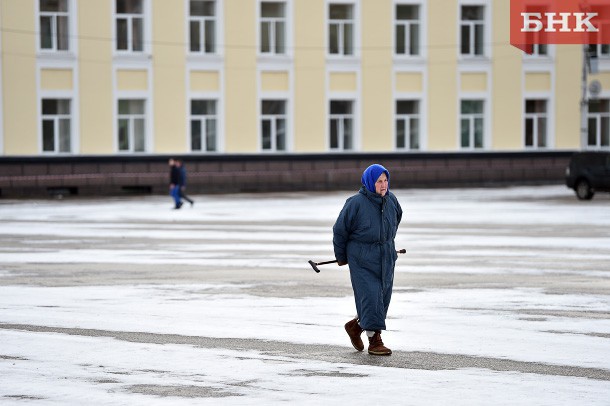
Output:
left=1, top=0, right=609, bottom=157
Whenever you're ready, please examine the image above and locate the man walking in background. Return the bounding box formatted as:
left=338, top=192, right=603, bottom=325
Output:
left=169, top=158, right=183, bottom=209
left=176, top=159, right=195, bottom=207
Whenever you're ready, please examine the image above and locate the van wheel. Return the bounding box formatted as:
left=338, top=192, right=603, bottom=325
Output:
left=575, top=179, right=594, bottom=200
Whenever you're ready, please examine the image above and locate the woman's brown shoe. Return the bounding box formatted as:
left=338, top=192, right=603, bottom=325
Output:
left=344, top=318, right=364, bottom=351
left=368, top=331, right=392, bottom=356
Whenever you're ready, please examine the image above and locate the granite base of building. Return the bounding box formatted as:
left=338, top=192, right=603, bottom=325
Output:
left=0, top=152, right=574, bottom=198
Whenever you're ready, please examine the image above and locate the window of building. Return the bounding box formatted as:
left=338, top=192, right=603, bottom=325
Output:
left=261, top=100, right=287, bottom=151
left=588, top=99, right=610, bottom=148
left=529, top=44, right=548, bottom=57
left=189, top=0, right=216, bottom=53
left=329, top=100, right=353, bottom=150
left=524, top=99, right=548, bottom=148
left=116, top=0, right=144, bottom=52
left=460, top=100, right=484, bottom=149
left=396, top=100, right=420, bottom=150
left=117, top=99, right=146, bottom=152
left=41, top=99, right=71, bottom=153
left=328, top=4, right=354, bottom=56
left=39, top=0, right=69, bottom=51
left=588, top=44, right=610, bottom=59
left=191, top=99, right=217, bottom=152
left=460, top=5, right=485, bottom=57
left=395, top=4, right=420, bottom=56
left=260, top=2, right=286, bottom=55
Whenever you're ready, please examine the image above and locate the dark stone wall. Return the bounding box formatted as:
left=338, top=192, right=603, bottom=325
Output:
left=0, top=151, right=574, bottom=198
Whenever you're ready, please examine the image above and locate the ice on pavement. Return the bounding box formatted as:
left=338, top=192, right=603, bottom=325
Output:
left=0, top=185, right=609, bottom=405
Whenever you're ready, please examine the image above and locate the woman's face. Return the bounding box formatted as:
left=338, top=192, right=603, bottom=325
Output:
left=375, top=173, right=388, bottom=196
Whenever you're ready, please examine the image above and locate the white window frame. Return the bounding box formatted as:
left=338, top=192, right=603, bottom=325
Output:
left=116, top=98, right=147, bottom=153
left=36, top=0, right=78, bottom=55
left=188, top=0, right=218, bottom=55
left=524, top=98, right=548, bottom=149
left=327, top=2, right=357, bottom=58
left=329, top=99, right=355, bottom=151
left=259, top=1, right=287, bottom=56
left=460, top=99, right=485, bottom=150
left=38, top=0, right=70, bottom=52
left=394, top=2, right=422, bottom=58
left=458, top=1, right=490, bottom=60
left=395, top=99, right=421, bottom=150
left=587, top=98, right=610, bottom=149
left=40, top=97, right=72, bottom=154
left=260, top=99, right=288, bottom=152
left=190, top=98, right=218, bottom=152
left=114, top=0, right=150, bottom=55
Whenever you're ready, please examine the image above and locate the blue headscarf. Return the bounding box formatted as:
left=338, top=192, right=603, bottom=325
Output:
left=361, top=164, right=390, bottom=194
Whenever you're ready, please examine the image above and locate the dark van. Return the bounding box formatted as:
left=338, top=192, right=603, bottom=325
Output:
left=565, top=151, right=610, bottom=200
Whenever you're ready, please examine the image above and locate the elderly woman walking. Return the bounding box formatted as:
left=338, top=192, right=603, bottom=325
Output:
left=333, top=164, right=403, bottom=355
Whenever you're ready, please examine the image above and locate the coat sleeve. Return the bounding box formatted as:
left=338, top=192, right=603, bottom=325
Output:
left=333, top=199, right=354, bottom=263
left=395, top=196, right=403, bottom=228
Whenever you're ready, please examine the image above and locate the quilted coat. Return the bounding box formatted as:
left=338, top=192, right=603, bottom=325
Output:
left=333, top=165, right=403, bottom=331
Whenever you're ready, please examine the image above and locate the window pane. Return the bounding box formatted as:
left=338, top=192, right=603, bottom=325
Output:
left=262, top=120, right=272, bottom=149
left=191, top=120, right=202, bottom=150
left=40, top=16, right=53, bottom=49
left=42, top=99, right=57, bottom=115
left=461, top=119, right=470, bottom=147
left=191, top=0, right=215, bottom=17
left=117, top=18, right=128, bottom=50
left=276, top=21, right=285, bottom=54
left=526, top=99, right=547, bottom=113
left=59, top=118, right=71, bottom=152
left=525, top=118, right=534, bottom=146
left=461, top=25, right=470, bottom=54
left=330, top=119, right=339, bottom=148
left=602, top=117, right=610, bottom=146
left=118, top=100, right=129, bottom=114
left=41, top=0, right=67, bottom=12
left=57, top=15, right=69, bottom=50
left=261, top=22, right=271, bottom=53
left=119, top=100, right=144, bottom=116
left=331, top=101, right=351, bottom=114
left=410, top=118, right=420, bottom=149
left=329, top=24, right=339, bottom=54
left=57, top=99, right=70, bottom=114
left=206, top=119, right=217, bottom=151
left=396, top=119, right=405, bottom=148
left=462, top=6, right=483, bottom=20
left=190, top=21, right=201, bottom=52
left=132, top=18, right=143, bottom=51
left=396, top=24, right=405, bottom=54
left=117, top=0, right=142, bottom=14
left=343, top=118, right=352, bottom=150
left=474, top=24, right=484, bottom=55
left=134, top=118, right=145, bottom=151
left=262, top=2, right=284, bottom=18
left=262, top=100, right=285, bottom=115
left=42, top=120, right=55, bottom=151
left=204, top=20, right=215, bottom=53
left=397, top=100, right=417, bottom=114
left=276, top=118, right=286, bottom=151
left=329, top=4, right=351, bottom=19
left=474, top=118, right=484, bottom=148
left=118, top=119, right=129, bottom=150
left=397, top=5, right=418, bottom=20
left=409, top=24, right=419, bottom=55
left=192, top=100, right=215, bottom=115
left=343, top=23, right=353, bottom=55
left=537, top=117, right=547, bottom=147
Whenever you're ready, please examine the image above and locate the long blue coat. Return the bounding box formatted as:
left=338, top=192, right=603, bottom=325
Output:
left=333, top=186, right=402, bottom=331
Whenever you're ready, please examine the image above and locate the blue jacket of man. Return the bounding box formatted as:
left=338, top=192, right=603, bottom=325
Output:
left=333, top=165, right=403, bottom=331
